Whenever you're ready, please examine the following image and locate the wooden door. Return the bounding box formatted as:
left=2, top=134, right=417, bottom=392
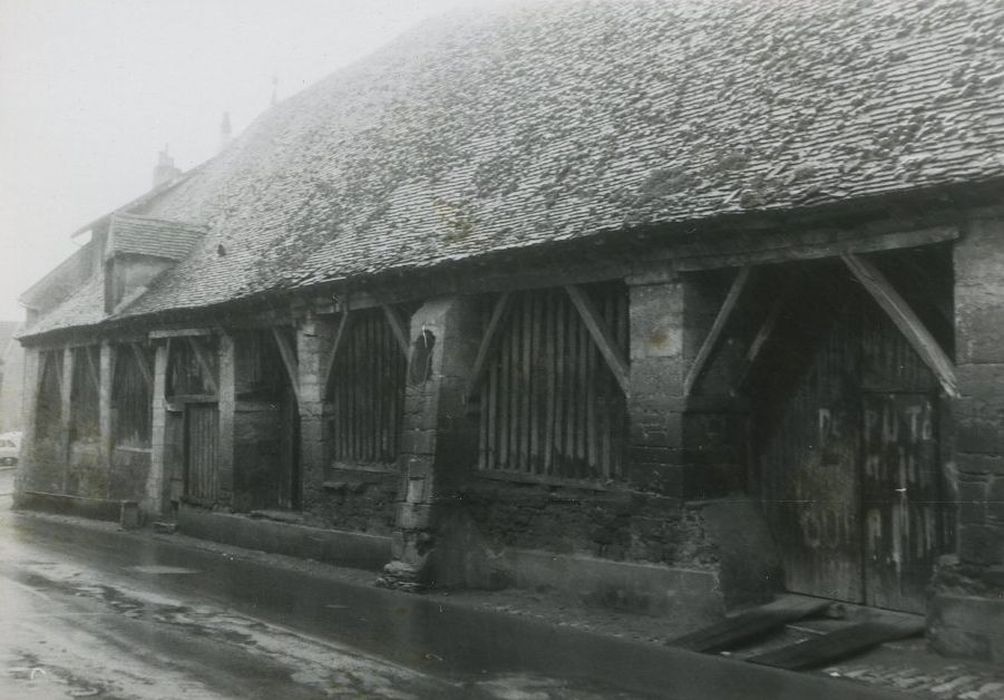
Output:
left=758, top=284, right=864, bottom=604
left=184, top=403, right=219, bottom=504
left=859, top=298, right=945, bottom=613
left=861, top=393, right=941, bottom=612
left=757, top=264, right=950, bottom=612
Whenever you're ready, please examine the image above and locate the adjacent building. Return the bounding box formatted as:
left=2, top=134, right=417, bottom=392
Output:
left=14, top=0, right=1004, bottom=662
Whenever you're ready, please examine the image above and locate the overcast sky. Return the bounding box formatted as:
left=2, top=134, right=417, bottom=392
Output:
left=0, top=0, right=525, bottom=321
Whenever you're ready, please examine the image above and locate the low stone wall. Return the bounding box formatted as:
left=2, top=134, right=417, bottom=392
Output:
left=504, top=548, right=724, bottom=621
left=929, top=556, right=1004, bottom=663
left=429, top=478, right=780, bottom=616
left=177, top=505, right=393, bottom=571
left=454, top=478, right=714, bottom=568
left=109, top=447, right=151, bottom=501
left=13, top=489, right=140, bottom=528
left=301, top=467, right=399, bottom=536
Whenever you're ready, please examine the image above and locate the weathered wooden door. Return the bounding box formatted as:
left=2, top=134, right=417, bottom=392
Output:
left=759, top=284, right=864, bottom=604
left=861, top=393, right=941, bottom=611
left=184, top=403, right=219, bottom=504
left=859, top=299, right=945, bottom=613
left=757, top=265, right=949, bottom=612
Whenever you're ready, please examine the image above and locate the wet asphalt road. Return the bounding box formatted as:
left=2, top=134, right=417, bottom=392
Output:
left=0, top=476, right=906, bottom=699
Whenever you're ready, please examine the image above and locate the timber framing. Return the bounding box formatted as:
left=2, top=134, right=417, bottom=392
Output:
left=564, top=285, right=630, bottom=395
left=150, top=328, right=216, bottom=339
left=186, top=336, right=219, bottom=396
left=465, top=292, right=512, bottom=402
left=381, top=305, right=410, bottom=356
left=684, top=266, right=752, bottom=397
left=733, top=291, right=786, bottom=395
left=841, top=253, right=959, bottom=398
left=270, top=327, right=301, bottom=403
left=84, top=346, right=101, bottom=394
left=321, top=311, right=353, bottom=395
left=130, top=343, right=153, bottom=391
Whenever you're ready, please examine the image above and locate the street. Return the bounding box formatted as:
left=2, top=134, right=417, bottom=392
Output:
left=0, top=472, right=903, bottom=699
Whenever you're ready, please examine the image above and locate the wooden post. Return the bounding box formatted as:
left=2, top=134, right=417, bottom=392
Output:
left=218, top=333, right=236, bottom=503
left=99, top=342, right=113, bottom=497
left=60, top=347, right=74, bottom=491
left=146, top=341, right=170, bottom=517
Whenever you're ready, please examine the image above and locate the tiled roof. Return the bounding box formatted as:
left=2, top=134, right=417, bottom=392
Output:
left=24, top=0, right=1004, bottom=337
left=107, top=213, right=206, bottom=261
left=22, top=275, right=105, bottom=337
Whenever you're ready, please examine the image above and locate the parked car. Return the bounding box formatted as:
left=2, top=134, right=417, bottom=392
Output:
left=0, top=432, right=21, bottom=466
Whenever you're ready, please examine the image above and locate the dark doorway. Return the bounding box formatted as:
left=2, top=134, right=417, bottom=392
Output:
left=752, top=257, right=953, bottom=613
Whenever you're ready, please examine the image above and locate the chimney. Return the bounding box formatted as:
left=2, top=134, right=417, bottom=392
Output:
left=152, top=147, right=181, bottom=189
left=219, top=111, right=232, bottom=153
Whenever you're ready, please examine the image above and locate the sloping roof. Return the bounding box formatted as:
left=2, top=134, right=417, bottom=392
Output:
left=19, top=243, right=95, bottom=311
left=21, top=275, right=106, bottom=337
left=23, top=0, right=1004, bottom=337
left=107, top=213, right=207, bottom=261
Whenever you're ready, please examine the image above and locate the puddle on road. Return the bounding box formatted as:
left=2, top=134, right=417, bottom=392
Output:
left=127, top=565, right=200, bottom=575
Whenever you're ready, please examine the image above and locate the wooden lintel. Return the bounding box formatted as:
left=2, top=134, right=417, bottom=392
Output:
left=684, top=266, right=753, bottom=397
left=674, top=225, right=959, bottom=272
left=270, top=327, right=301, bottom=403
left=381, top=305, right=410, bottom=356
left=186, top=336, right=219, bottom=395
left=465, top=292, right=513, bottom=401
left=321, top=311, right=353, bottom=395
left=149, top=328, right=215, bottom=339
left=565, top=285, right=631, bottom=395
left=130, top=343, right=153, bottom=391
left=842, top=253, right=959, bottom=397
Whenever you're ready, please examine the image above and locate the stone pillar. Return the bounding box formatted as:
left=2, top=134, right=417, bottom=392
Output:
left=217, top=333, right=236, bottom=505
left=145, top=341, right=169, bottom=517
left=296, top=314, right=334, bottom=512
left=627, top=269, right=750, bottom=500
left=929, top=207, right=1004, bottom=661
left=626, top=274, right=688, bottom=498
left=380, top=296, right=481, bottom=590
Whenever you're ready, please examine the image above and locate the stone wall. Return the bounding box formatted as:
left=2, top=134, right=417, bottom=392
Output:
left=301, top=468, right=399, bottom=535
left=109, top=447, right=151, bottom=500
left=457, top=479, right=711, bottom=567
left=929, top=206, right=1004, bottom=661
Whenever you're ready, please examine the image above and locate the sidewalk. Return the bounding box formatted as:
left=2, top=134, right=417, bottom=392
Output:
left=10, top=507, right=1004, bottom=700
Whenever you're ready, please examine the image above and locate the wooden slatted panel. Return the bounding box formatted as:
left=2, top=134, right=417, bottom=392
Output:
left=111, top=346, right=152, bottom=447
left=167, top=337, right=217, bottom=396
left=478, top=283, right=628, bottom=480
left=328, top=308, right=406, bottom=465
left=36, top=350, right=63, bottom=440
left=70, top=347, right=100, bottom=441
left=184, top=403, right=219, bottom=503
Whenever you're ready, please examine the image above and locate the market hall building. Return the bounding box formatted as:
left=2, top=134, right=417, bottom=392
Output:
left=13, top=0, right=1004, bottom=662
